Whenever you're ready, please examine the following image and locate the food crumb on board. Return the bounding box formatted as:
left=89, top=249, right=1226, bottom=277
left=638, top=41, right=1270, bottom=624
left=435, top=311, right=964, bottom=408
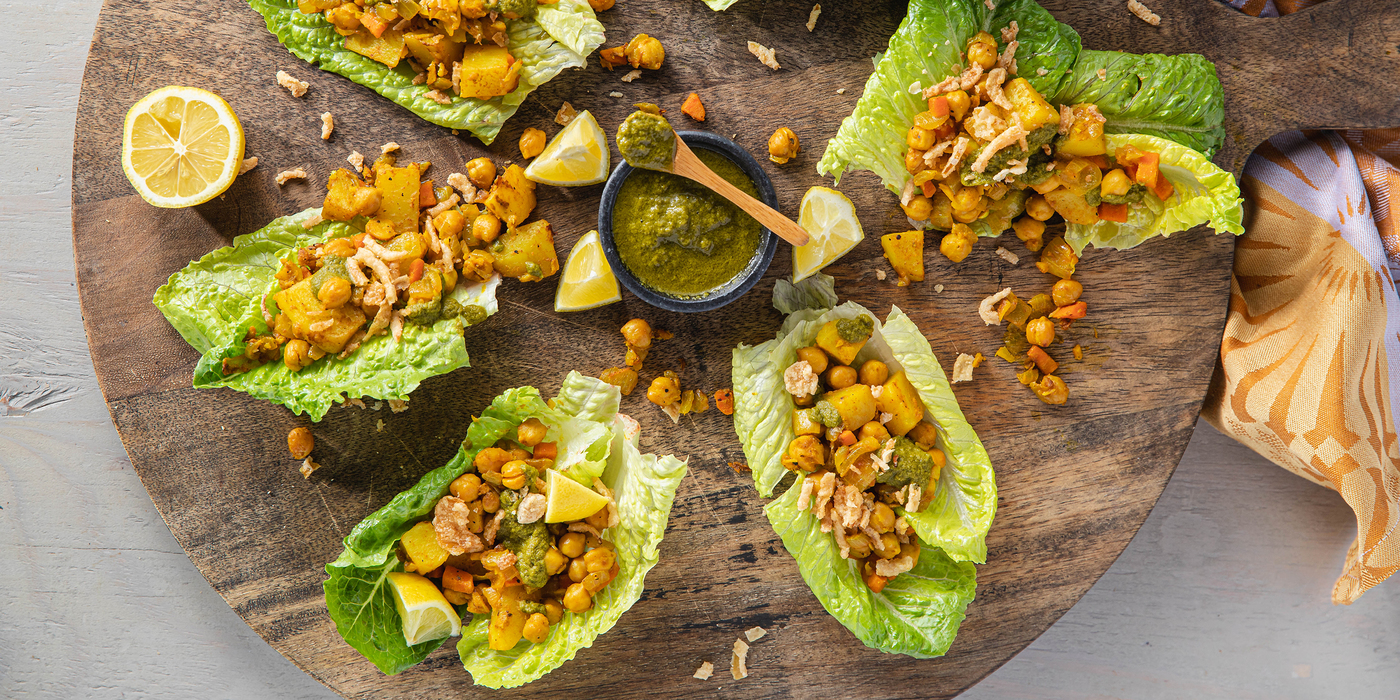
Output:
left=837, top=88, right=847, bottom=94
left=747, top=41, right=780, bottom=70
left=875, top=269, right=887, bottom=281
left=320, top=112, right=334, bottom=140
left=300, top=212, right=324, bottom=229
left=276, top=70, right=309, bottom=97
left=371, top=401, right=383, bottom=411
left=806, top=4, right=821, bottom=32
left=299, top=457, right=321, bottom=479
left=1127, top=0, right=1161, bottom=25
left=731, top=638, right=750, bottom=680
left=452, top=129, right=459, bottom=135
left=381, top=142, right=401, bottom=155
left=347, top=150, right=365, bottom=170
left=682, top=93, right=706, bottom=121
left=238, top=156, right=259, bottom=175
left=609, top=91, right=624, bottom=97
left=275, top=168, right=307, bottom=186
left=744, top=626, right=767, bottom=642
left=951, top=353, right=978, bottom=383
left=935, top=283, right=945, bottom=293
left=995, top=246, right=1019, bottom=265
left=979, top=287, right=1014, bottom=325
left=621, top=69, right=643, bottom=82
left=346, top=397, right=366, bottom=409
left=555, top=101, right=578, bottom=125
left=1073, top=344, right=1083, bottom=360
left=388, top=399, right=409, bottom=413
left=376, top=419, right=385, bottom=432
left=693, top=661, right=714, bottom=680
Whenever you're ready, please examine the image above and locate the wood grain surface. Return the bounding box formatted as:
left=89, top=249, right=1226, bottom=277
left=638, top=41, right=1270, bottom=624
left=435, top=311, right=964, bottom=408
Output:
left=67, top=0, right=1399, bottom=698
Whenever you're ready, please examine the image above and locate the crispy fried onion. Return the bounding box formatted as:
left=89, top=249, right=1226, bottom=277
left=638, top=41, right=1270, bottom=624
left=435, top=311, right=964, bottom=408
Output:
left=941, top=136, right=974, bottom=179
left=984, top=67, right=1012, bottom=110
left=923, top=61, right=983, bottom=100
left=972, top=123, right=1028, bottom=173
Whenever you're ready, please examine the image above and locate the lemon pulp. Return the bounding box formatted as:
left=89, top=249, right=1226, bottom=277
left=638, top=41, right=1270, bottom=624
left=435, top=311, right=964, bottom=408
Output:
left=554, top=230, right=621, bottom=312
left=386, top=571, right=461, bottom=645
left=524, top=110, right=609, bottom=187
left=122, top=86, right=245, bottom=208
left=545, top=469, right=611, bottom=523
left=793, top=186, right=864, bottom=282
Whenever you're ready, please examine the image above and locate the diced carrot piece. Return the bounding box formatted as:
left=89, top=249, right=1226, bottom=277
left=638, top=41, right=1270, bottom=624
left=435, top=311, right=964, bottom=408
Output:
left=351, top=232, right=367, bottom=247
left=1049, top=301, right=1087, bottom=320
left=598, top=46, right=626, bottom=69
left=1153, top=174, right=1175, bottom=201
left=928, top=96, right=950, bottom=118
left=838, top=430, right=856, bottom=446
left=359, top=11, right=388, bottom=38
left=1134, top=151, right=1159, bottom=188
left=681, top=92, right=706, bottom=122
left=532, top=442, right=557, bottom=461
left=425, top=564, right=444, bottom=578
left=1027, top=346, right=1059, bottom=375
left=442, top=566, right=475, bottom=593
left=409, top=258, right=424, bottom=283
left=920, top=180, right=936, bottom=198
left=1085, top=155, right=1111, bottom=170
left=1097, top=202, right=1128, bottom=222
left=1114, top=144, right=1145, bottom=166
left=418, top=180, right=436, bottom=208
left=1122, top=162, right=1138, bottom=182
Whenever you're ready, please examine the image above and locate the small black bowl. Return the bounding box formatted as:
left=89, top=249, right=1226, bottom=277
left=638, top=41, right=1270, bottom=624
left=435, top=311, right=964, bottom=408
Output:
left=598, top=131, right=779, bottom=313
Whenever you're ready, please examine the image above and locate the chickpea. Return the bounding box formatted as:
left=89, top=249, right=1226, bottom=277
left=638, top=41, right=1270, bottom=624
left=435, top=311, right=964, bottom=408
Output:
left=584, top=547, right=616, bottom=573
left=1031, top=374, right=1069, bottom=405
left=900, top=540, right=922, bottom=568
left=875, top=532, right=902, bottom=559
left=563, top=583, right=593, bottom=613
left=906, top=126, right=934, bottom=150
left=433, top=208, right=466, bottom=240
left=951, top=185, right=982, bottom=212
left=287, top=427, right=314, bottom=460
left=481, top=489, right=500, bottom=513
left=466, top=157, right=497, bottom=189
left=519, top=128, right=547, bottom=159
left=846, top=532, right=873, bottom=560
left=784, top=435, right=825, bottom=472
left=587, top=0, right=613, bottom=9
left=557, top=533, right=584, bottom=560
left=1025, top=194, right=1054, bottom=221
left=870, top=502, right=896, bottom=533
left=927, top=448, right=947, bottom=471
left=471, top=212, right=501, bottom=244
left=584, top=507, right=610, bottom=532
left=940, top=224, right=976, bottom=263
left=793, top=393, right=816, bottom=408
left=522, top=613, right=551, bottom=644
left=516, top=417, right=547, bottom=447
left=907, top=422, right=939, bottom=449
left=952, top=206, right=983, bottom=224
left=945, top=89, right=971, bottom=122
left=283, top=339, right=313, bottom=372
left=620, top=318, right=652, bottom=350
left=1052, top=279, right=1084, bottom=307
left=904, top=147, right=925, bottom=174
left=1026, top=317, right=1055, bottom=347
left=858, top=360, right=889, bottom=386
left=967, top=41, right=998, bottom=70
left=795, top=346, right=828, bottom=375
left=582, top=570, right=613, bottom=593
left=1101, top=168, right=1132, bottom=197
left=768, top=127, right=800, bottom=164
left=857, top=421, right=890, bottom=444
left=544, top=599, right=564, bottom=625
left=544, top=547, right=569, bottom=576
left=450, top=473, right=482, bottom=500
left=624, top=34, right=665, bottom=70
left=501, top=460, right=528, bottom=490
left=316, top=275, right=352, bottom=308
left=825, top=365, right=858, bottom=390
left=646, top=376, right=680, bottom=406
left=568, top=557, right=588, bottom=583
left=474, top=446, right=512, bottom=473
left=901, top=194, right=933, bottom=221
left=1013, top=216, right=1046, bottom=252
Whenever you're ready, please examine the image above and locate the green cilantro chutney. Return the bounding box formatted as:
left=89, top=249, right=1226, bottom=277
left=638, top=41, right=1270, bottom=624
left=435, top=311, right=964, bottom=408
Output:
left=616, top=108, right=675, bottom=171
left=612, top=148, right=763, bottom=298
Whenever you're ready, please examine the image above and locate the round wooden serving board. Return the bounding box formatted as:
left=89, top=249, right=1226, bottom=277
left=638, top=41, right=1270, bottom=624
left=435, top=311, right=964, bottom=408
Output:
left=72, top=0, right=1400, bottom=697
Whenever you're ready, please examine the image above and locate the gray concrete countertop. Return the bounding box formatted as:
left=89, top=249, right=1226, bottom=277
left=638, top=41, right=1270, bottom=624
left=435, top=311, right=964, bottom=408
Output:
left=3, top=3, right=1397, bottom=697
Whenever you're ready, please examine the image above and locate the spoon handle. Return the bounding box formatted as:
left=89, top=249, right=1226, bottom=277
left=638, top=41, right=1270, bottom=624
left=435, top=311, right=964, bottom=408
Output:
left=671, top=138, right=810, bottom=247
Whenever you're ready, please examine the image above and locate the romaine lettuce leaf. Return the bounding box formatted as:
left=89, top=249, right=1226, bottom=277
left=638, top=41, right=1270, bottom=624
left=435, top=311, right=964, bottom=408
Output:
left=732, top=285, right=996, bottom=563
left=765, top=475, right=978, bottom=658
left=153, top=208, right=498, bottom=421
left=249, top=0, right=602, bottom=144
left=1064, top=133, right=1244, bottom=253
left=1051, top=50, right=1226, bottom=157
left=817, top=0, right=1080, bottom=193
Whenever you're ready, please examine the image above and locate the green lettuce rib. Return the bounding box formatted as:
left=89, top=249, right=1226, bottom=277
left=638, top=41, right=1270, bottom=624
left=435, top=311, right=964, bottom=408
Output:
left=153, top=208, right=498, bottom=421
left=248, top=0, right=603, bottom=143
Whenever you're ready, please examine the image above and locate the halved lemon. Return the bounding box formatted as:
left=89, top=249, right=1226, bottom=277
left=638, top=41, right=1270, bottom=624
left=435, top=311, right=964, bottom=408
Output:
left=121, top=86, right=245, bottom=208
left=793, top=186, right=864, bottom=282
left=545, top=469, right=611, bottom=523
left=386, top=571, right=461, bottom=645
left=555, top=230, right=622, bottom=312
left=523, top=110, right=609, bottom=187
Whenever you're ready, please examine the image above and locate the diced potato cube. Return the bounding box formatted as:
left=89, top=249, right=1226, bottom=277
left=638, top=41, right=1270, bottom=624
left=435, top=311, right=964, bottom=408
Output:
left=457, top=44, right=520, bottom=100
left=792, top=408, right=824, bottom=437
left=815, top=316, right=873, bottom=366
left=483, top=164, right=536, bottom=227
left=1042, top=189, right=1100, bottom=225
left=1003, top=78, right=1058, bottom=132
left=824, top=384, right=877, bottom=432
left=1055, top=103, right=1107, bottom=157
left=876, top=371, right=925, bottom=437
left=344, top=28, right=409, bottom=68
left=400, top=521, right=449, bottom=574
left=880, top=231, right=924, bottom=287
left=322, top=169, right=382, bottom=221
left=488, top=584, right=527, bottom=650
left=404, top=30, right=465, bottom=68
left=491, top=220, right=559, bottom=281
left=373, top=162, right=421, bottom=234
left=272, top=278, right=366, bottom=354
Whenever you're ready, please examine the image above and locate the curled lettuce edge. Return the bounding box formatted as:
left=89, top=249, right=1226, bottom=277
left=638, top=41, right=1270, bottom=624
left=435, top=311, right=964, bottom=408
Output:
left=322, top=373, right=688, bottom=685
left=248, top=0, right=604, bottom=143
left=1063, top=132, right=1244, bottom=253
left=152, top=208, right=499, bottom=422
left=732, top=286, right=996, bottom=564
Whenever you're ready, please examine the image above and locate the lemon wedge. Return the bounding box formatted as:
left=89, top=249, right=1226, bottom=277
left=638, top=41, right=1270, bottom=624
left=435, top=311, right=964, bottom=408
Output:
left=555, top=230, right=622, bottom=312
left=545, top=469, right=610, bottom=523
left=386, top=571, right=461, bottom=645
left=793, top=186, right=864, bottom=282
left=523, top=110, right=609, bottom=187
left=121, top=86, right=245, bottom=208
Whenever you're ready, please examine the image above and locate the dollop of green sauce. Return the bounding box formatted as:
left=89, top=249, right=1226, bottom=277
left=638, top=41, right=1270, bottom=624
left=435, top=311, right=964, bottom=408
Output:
left=1101, top=183, right=1147, bottom=205
left=612, top=149, right=762, bottom=298
left=486, top=0, right=536, bottom=18
left=813, top=400, right=842, bottom=429
left=616, top=110, right=676, bottom=170
left=498, top=491, right=550, bottom=589
left=876, top=437, right=933, bottom=490
left=439, top=299, right=488, bottom=326
left=836, top=315, right=875, bottom=343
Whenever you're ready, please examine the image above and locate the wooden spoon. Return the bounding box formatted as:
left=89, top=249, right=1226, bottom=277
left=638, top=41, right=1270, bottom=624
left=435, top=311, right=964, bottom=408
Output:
left=667, top=134, right=810, bottom=247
